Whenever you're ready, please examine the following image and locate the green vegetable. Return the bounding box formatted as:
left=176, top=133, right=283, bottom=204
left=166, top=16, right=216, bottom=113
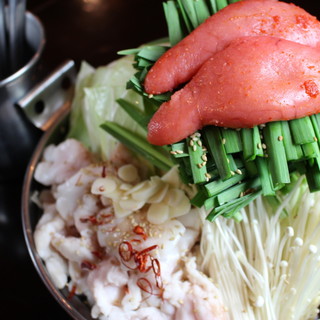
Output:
left=163, top=1, right=184, bottom=46
left=100, top=122, right=174, bottom=171
left=241, top=127, right=263, bottom=161
left=186, top=134, right=208, bottom=184
left=263, top=122, right=290, bottom=185
left=68, top=57, right=147, bottom=159
left=116, top=98, right=151, bottom=130
left=221, top=128, right=242, bottom=154
left=203, top=126, right=233, bottom=181
left=204, top=169, right=247, bottom=197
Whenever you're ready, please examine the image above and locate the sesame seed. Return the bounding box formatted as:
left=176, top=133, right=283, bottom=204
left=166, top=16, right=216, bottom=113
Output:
left=197, top=140, right=202, bottom=147
left=201, top=161, right=206, bottom=167
left=189, top=140, right=194, bottom=147
left=278, top=135, right=283, bottom=141
left=176, top=150, right=184, bottom=154
left=286, top=226, right=294, bottom=237
left=197, top=163, right=202, bottom=168
left=202, top=155, right=208, bottom=161
left=222, top=138, right=226, bottom=144
left=193, top=145, right=197, bottom=152
left=290, top=288, right=297, bottom=295
left=262, top=143, right=267, bottom=149
left=309, top=245, right=317, bottom=254
left=205, top=173, right=211, bottom=179
left=314, top=136, right=318, bottom=142
left=148, top=94, right=154, bottom=98
left=230, top=171, right=235, bottom=176
left=235, top=169, right=242, bottom=175
left=293, top=237, right=303, bottom=247
left=170, top=151, right=177, bottom=155
left=257, top=143, right=262, bottom=149
left=280, top=260, right=288, bottom=268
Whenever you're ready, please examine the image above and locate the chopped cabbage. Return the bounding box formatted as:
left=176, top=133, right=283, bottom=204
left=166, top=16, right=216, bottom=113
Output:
left=68, top=57, right=146, bottom=160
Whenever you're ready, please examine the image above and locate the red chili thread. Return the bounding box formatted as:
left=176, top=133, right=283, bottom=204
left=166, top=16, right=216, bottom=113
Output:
left=118, top=240, right=163, bottom=296
left=99, top=214, right=113, bottom=225
left=80, top=215, right=98, bottom=225
left=135, top=253, right=152, bottom=273
left=119, top=241, right=133, bottom=262
left=151, top=258, right=161, bottom=277
left=136, top=277, right=153, bottom=295
left=130, top=239, right=142, bottom=243
left=67, top=285, right=77, bottom=300
left=80, top=214, right=113, bottom=226
left=155, top=274, right=163, bottom=290
left=133, top=225, right=148, bottom=240
left=138, top=245, right=158, bottom=256
left=101, top=166, right=107, bottom=178
left=81, top=260, right=97, bottom=270
left=91, top=251, right=103, bottom=260
left=124, top=284, right=129, bottom=295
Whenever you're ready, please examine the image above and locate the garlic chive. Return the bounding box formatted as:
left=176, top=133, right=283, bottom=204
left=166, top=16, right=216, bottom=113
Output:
left=203, top=126, right=233, bottom=181
left=263, top=122, right=290, bottom=185
left=186, top=135, right=208, bottom=184
left=221, top=128, right=243, bottom=153
left=100, top=122, right=173, bottom=171
left=281, top=121, right=303, bottom=161
left=290, top=117, right=317, bottom=145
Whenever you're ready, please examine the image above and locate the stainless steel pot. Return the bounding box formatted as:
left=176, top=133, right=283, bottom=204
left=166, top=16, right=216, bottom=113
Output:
left=0, top=11, right=45, bottom=181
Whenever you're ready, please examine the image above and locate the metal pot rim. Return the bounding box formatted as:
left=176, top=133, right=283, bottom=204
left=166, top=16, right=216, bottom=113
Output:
left=21, top=107, right=91, bottom=320
left=0, top=11, right=45, bottom=87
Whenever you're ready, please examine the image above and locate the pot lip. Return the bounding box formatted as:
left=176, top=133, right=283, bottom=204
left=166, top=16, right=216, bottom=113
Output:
left=0, top=11, right=46, bottom=87
left=21, top=106, right=92, bottom=320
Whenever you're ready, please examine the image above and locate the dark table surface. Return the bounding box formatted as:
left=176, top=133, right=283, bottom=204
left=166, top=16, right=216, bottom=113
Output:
left=1, top=0, right=320, bottom=319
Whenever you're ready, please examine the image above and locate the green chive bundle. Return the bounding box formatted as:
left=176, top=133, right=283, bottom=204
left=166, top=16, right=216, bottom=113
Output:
left=106, top=0, right=320, bottom=221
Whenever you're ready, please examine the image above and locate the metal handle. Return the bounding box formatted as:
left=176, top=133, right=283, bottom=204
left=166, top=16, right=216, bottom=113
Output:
left=17, top=60, right=76, bottom=131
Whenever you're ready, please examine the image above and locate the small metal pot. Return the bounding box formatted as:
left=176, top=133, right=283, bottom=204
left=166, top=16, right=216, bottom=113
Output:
left=0, top=11, right=45, bottom=181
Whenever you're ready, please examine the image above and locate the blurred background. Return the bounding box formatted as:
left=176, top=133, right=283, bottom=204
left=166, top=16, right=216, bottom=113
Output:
left=0, top=0, right=319, bottom=319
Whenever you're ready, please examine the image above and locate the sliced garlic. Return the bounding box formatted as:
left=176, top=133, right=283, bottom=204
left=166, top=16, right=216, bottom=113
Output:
left=148, top=183, right=169, bottom=204
left=119, top=197, right=144, bottom=211
left=161, top=165, right=181, bottom=187
left=118, top=164, right=139, bottom=183
left=91, top=177, right=118, bottom=195
left=169, top=194, right=191, bottom=218
left=113, top=202, right=132, bottom=218
left=147, top=203, right=170, bottom=225
left=164, top=189, right=186, bottom=206
left=131, top=178, right=163, bottom=201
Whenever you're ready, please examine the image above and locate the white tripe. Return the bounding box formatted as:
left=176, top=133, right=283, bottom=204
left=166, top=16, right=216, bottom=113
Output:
left=199, top=178, right=320, bottom=320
